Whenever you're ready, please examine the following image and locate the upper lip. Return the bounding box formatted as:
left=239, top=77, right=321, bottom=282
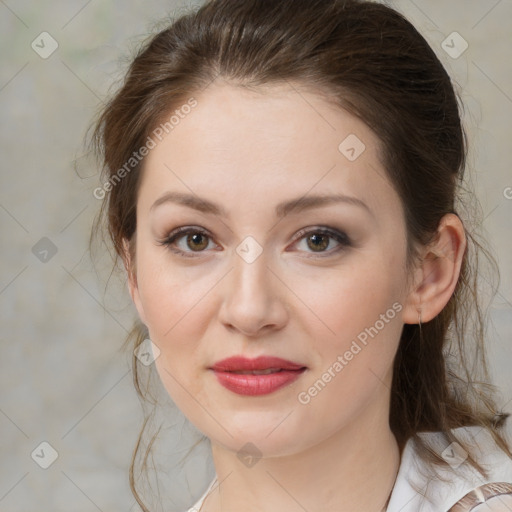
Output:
left=210, top=356, right=306, bottom=372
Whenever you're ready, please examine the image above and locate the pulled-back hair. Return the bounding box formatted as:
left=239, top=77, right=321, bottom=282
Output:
left=90, top=0, right=512, bottom=509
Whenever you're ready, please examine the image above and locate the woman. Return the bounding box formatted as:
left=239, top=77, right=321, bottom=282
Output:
left=90, top=0, right=512, bottom=510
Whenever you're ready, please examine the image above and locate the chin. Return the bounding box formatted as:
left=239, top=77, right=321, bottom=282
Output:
left=207, top=413, right=311, bottom=456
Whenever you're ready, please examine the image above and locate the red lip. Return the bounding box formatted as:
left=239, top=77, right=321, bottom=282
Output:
left=210, top=356, right=305, bottom=372
left=209, top=356, right=307, bottom=396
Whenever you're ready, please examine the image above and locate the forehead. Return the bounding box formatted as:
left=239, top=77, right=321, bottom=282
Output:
left=138, top=81, right=398, bottom=218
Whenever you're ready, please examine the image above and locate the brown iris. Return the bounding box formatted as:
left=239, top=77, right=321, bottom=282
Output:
left=187, top=232, right=209, bottom=251
left=307, top=233, right=329, bottom=252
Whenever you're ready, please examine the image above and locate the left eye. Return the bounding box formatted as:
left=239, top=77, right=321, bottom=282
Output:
left=292, top=228, right=350, bottom=254
left=179, top=232, right=211, bottom=252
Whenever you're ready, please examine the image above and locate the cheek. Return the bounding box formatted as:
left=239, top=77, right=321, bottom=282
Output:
left=287, top=252, right=406, bottom=406
left=140, top=263, right=217, bottom=419
left=292, top=265, right=405, bottom=432
left=134, top=258, right=206, bottom=388
left=289, top=255, right=406, bottom=345
left=136, top=245, right=218, bottom=341
left=134, top=247, right=229, bottom=403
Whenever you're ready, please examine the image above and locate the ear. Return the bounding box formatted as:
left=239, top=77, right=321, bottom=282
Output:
left=122, top=237, right=147, bottom=325
left=402, top=213, right=467, bottom=324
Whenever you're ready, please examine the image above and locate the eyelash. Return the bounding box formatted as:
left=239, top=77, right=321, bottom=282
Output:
left=157, top=226, right=215, bottom=258
left=157, top=226, right=352, bottom=259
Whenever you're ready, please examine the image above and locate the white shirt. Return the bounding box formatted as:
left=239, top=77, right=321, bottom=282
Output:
left=185, top=426, right=512, bottom=512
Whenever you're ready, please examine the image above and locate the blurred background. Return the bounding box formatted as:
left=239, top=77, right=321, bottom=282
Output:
left=0, top=1, right=511, bottom=511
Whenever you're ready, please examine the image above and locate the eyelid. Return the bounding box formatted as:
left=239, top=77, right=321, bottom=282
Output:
left=288, top=226, right=352, bottom=256
left=292, top=226, right=350, bottom=244
left=157, top=226, right=219, bottom=258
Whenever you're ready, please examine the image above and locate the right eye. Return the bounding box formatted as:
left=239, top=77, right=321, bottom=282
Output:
left=157, top=226, right=217, bottom=257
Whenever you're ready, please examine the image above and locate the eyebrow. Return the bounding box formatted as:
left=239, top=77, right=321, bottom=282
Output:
left=150, top=191, right=373, bottom=218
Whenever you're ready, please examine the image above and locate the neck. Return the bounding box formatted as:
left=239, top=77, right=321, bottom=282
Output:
left=201, top=380, right=401, bottom=512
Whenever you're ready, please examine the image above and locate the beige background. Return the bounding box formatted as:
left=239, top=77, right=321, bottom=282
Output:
left=0, top=1, right=511, bottom=511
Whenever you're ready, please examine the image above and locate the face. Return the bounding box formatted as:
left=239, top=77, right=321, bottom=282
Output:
left=128, top=81, right=414, bottom=457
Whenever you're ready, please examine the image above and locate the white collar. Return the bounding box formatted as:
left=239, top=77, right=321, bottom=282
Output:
left=387, top=426, right=512, bottom=511
left=187, top=426, right=512, bottom=512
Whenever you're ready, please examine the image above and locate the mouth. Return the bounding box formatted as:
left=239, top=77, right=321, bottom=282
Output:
left=210, top=355, right=306, bottom=372
left=209, top=356, right=307, bottom=396
left=228, top=368, right=287, bottom=375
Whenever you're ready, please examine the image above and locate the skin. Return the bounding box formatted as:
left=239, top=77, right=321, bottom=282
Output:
left=125, top=80, right=466, bottom=512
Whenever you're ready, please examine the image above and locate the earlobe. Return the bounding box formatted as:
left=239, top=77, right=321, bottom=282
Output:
left=402, top=213, right=467, bottom=325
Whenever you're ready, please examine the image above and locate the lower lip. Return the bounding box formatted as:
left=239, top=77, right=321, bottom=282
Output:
left=211, top=369, right=306, bottom=396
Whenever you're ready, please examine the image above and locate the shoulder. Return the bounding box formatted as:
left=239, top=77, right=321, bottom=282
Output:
left=386, top=426, right=512, bottom=512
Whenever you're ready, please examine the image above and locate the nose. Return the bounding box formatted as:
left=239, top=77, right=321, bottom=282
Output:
left=217, top=252, right=289, bottom=337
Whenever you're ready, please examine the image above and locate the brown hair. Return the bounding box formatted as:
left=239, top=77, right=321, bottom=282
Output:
left=89, top=0, right=512, bottom=509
